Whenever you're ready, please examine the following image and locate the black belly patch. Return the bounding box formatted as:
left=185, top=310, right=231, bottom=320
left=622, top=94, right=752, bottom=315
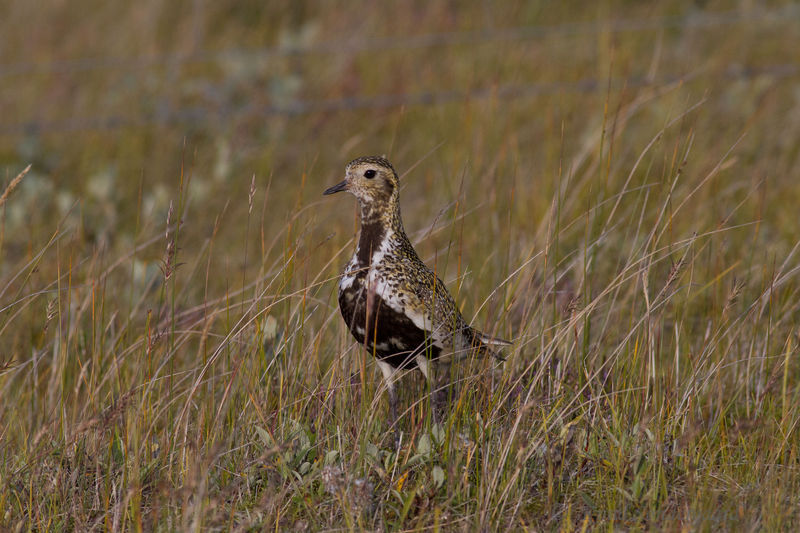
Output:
left=339, top=275, right=441, bottom=369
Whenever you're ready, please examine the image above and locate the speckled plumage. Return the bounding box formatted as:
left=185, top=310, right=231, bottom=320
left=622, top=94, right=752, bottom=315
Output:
left=324, top=155, right=509, bottom=437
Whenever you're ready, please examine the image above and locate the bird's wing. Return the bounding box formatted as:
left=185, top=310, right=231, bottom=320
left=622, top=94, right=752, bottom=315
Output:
left=400, top=263, right=469, bottom=351
left=365, top=261, right=454, bottom=349
left=402, top=264, right=511, bottom=362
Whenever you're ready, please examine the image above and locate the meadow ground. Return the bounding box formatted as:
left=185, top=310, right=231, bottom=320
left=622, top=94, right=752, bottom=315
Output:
left=2, top=1, right=800, bottom=530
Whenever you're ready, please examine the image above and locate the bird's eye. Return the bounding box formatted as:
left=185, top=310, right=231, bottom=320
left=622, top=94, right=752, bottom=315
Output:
left=364, top=169, right=376, bottom=179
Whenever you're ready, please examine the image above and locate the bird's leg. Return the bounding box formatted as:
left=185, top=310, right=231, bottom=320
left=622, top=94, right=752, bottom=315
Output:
left=387, top=383, right=400, bottom=449
left=431, top=388, right=444, bottom=425
left=417, top=355, right=449, bottom=426
left=431, top=363, right=450, bottom=426
left=377, top=360, right=401, bottom=449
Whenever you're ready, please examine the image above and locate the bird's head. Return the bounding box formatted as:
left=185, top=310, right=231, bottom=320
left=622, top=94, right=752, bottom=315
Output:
left=323, top=156, right=399, bottom=208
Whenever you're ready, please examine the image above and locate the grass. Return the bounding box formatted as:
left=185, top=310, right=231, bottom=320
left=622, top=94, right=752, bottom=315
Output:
left=2, top=1, right=800, bottom=530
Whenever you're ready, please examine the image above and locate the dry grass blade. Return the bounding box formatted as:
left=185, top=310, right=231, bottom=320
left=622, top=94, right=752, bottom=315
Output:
left=0, top=164, right=31, bottom=208
left=3, top=3, right=800, bottom=531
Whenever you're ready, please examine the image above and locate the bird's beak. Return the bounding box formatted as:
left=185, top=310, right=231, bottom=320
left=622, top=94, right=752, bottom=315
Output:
left=323, top=180, right=348, bottom=195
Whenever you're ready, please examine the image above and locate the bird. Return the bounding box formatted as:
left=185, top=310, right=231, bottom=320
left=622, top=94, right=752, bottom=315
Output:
left=324, top=155, right=510, bottom=440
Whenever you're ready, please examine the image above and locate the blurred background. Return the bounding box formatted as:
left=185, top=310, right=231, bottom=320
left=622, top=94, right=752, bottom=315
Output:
left=3, top=1, right=798, bottom=269
left=3, top=0, right=800, bottom=351
left=3, top=1, right=800, bottom=528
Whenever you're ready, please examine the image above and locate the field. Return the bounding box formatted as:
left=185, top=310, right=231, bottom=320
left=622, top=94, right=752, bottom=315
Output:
left=2, top=1, right=800, bottom=530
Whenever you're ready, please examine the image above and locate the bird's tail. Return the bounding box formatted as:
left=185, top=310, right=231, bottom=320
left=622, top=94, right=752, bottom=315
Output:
left=470, top=329, right=511, bottom=361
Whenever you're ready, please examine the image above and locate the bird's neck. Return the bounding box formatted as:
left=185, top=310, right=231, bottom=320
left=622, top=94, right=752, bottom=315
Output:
left=355, top=196, right=408, bottom=267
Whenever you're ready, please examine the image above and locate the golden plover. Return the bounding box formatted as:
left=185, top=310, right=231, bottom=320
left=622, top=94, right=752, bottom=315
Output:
left=324, top=156, right=509, bottom=435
